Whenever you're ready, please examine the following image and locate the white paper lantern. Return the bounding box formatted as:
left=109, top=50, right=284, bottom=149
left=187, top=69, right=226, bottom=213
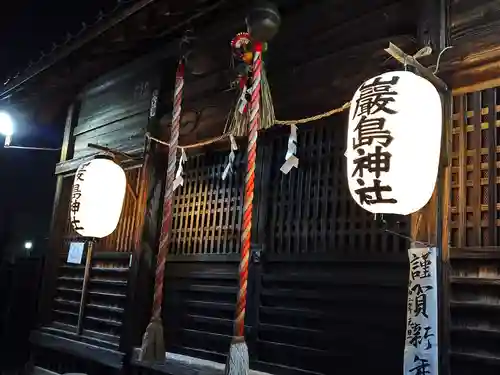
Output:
left=69, top=156, right=127, bottom=238
left=345, top=71, right=442, bottom=216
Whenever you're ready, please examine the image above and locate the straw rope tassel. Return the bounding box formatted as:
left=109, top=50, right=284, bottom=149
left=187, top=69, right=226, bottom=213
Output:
left=140, top=60, right=184, bottom=363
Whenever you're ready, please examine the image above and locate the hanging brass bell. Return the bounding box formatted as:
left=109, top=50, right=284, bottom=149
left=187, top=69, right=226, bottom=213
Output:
left=246, top=2, right=281, bottom=43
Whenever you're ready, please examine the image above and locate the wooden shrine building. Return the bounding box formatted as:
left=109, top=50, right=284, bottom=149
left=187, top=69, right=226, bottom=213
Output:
left=2, top=0, right=500, bottom=375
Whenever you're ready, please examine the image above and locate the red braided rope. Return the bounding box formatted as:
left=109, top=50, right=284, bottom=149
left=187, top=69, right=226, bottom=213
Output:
left=235, top=43, right=262, bottom=338
left=152, top=60, right=185, bottom=320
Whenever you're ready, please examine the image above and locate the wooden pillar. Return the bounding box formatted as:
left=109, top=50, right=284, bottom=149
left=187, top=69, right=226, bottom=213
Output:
left=121, top=87, right=166, bottom=351
left=414, top=0, right=451, bottom=374
left=38, top=102, right=78, bottom=326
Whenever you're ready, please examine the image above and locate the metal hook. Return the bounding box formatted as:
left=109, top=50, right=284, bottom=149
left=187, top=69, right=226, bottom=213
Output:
left=434, top=46, right=453, bottom=74
left=375, top=214, right=435, bottom=248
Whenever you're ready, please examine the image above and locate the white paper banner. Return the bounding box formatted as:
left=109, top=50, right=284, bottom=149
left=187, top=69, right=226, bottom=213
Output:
left=280, top=124, right=299, bottom=174
left=404, top=247, right=438, bottom=375
left=173, top=148, right=187, bottom=191
left=222, top=135, right=238, bottom=181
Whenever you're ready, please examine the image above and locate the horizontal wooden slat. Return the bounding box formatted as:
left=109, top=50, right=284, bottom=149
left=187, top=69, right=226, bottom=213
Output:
left=52, top=309, right=78, bottom=317
left=452, top=277, right=500, bottom=286
left=56, top=287, right=82, bottom=294
left=92, top=267, right=129, bottom=273
left=451, top=300, right=500, bottom=310
left=452, top=351, right=500, bottom=364
left=88, top=291, right=127, bottom=299
left=85, top=315, right=122, bottom=327
left=166, top=284, right=238, bottom=295
left=89, top=278, right=128, bottom=287
left=171, top=300, right=235, bottom=312
left=83, top=329, right=120, bottom=344
left=451, top=247, right=500, bottom=259
left=54, top=299, right=80, bottom=307
left=452, top=326, right=500, bottom=337
left=87, top=303, right=124, bottom=314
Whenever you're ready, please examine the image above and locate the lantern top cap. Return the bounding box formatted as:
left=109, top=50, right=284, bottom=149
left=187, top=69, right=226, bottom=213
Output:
left=93, top=154, right=115, bottom=161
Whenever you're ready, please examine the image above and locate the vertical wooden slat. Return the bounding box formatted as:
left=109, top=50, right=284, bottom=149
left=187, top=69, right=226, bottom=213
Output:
left=277, top=138, right=287, bottom=255
left=173, top=168, right=184, bottom=255
left=193, top=160, right=205, bottom=254
left=487, top=88, right=498, bottom=246
left=472, top=91, right=482, bottom=246
left=269, top=139, right=280, bottom=254
left=321, top=125, right=331, bottom=253
left=216, top=158, right=226, bottom=254
left=295, top=141, right=305, bottom=255
left=213, top=158, right=223, bottom=254
left=222, top=154, right=234, bottom=254
left=331, top=127, right=340, bottom=251
left=172, top=164, right=181, bottom=255
left=236, top=152, right=244, bottom=254
left=303, top=130, right=313, bottom=254
left=122, top=186, right=134, bottom=251
left=184, top=160, right=195, bottom=255
left=313, top=126, right=323, bottom=253
left=198, top=163, right=209, bottom=254
left=458, top=95, right=467, bottom=247
left=204, top=159, right=215, bottom=253
left=187, top=157, right=200, bottom=254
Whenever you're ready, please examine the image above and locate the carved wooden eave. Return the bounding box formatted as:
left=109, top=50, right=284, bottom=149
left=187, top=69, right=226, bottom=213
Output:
left=0, top=0, right=247, bottom=106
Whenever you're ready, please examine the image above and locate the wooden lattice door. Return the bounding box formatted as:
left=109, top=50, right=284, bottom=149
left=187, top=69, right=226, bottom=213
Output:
left=450, top=87, right=500, bottom=375
left=252, top=117, right=411, bottom=375
left=162, top=149, right=245, bottom=362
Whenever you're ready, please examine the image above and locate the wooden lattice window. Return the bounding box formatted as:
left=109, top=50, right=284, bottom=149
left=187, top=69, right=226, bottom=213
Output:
left=451, top=89, right=500, bottom=247
left=169, top=151, right=244, bottom=255
left=259, top=118, right=410, bottom=256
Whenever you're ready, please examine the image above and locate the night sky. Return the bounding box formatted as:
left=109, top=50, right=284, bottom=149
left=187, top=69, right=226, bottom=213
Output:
left=0, top=0, right=110, bottom=256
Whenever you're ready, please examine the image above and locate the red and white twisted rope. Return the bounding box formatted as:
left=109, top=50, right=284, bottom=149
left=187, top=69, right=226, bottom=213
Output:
left=235, top=43, right=262, bottom=337
left=152, top=60, right=185, bottom=320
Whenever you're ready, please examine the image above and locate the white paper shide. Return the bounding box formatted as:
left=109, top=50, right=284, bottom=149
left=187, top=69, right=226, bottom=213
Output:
left=346, top=71, right=442, bottom=215
left=404, top=247, right=438, bottom=375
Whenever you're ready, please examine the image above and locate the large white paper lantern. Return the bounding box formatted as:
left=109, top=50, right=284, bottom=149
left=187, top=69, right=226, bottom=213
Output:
left=70, top=156, right=127, bottom=238
left=345, top=71, right=442, bottom=216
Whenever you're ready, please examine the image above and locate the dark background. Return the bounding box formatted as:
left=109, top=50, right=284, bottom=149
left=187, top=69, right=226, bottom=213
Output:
left=0, top=0, right=111, bottom=258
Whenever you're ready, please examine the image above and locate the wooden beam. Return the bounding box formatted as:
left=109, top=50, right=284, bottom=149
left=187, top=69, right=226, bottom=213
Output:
left=384, top=42, right=448, bottom=91
left=418, top=0, right=449, bottom=51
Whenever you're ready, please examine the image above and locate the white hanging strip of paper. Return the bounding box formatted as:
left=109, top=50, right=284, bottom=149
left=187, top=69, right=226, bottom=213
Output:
left=173, top=148, right=187, bottom=191
left=280, top=124, right=299, bottom=174
left=222, top=135, right=238, bottom=181
left=403, top=247, right=438, bottom=375
left=238, top=89, right=248, bottom=114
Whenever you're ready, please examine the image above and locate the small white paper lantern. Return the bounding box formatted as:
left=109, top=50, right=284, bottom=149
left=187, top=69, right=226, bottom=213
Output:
left=70, top=156, right=127, bottom=238
left=345, top=71, right=442, bottom=216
